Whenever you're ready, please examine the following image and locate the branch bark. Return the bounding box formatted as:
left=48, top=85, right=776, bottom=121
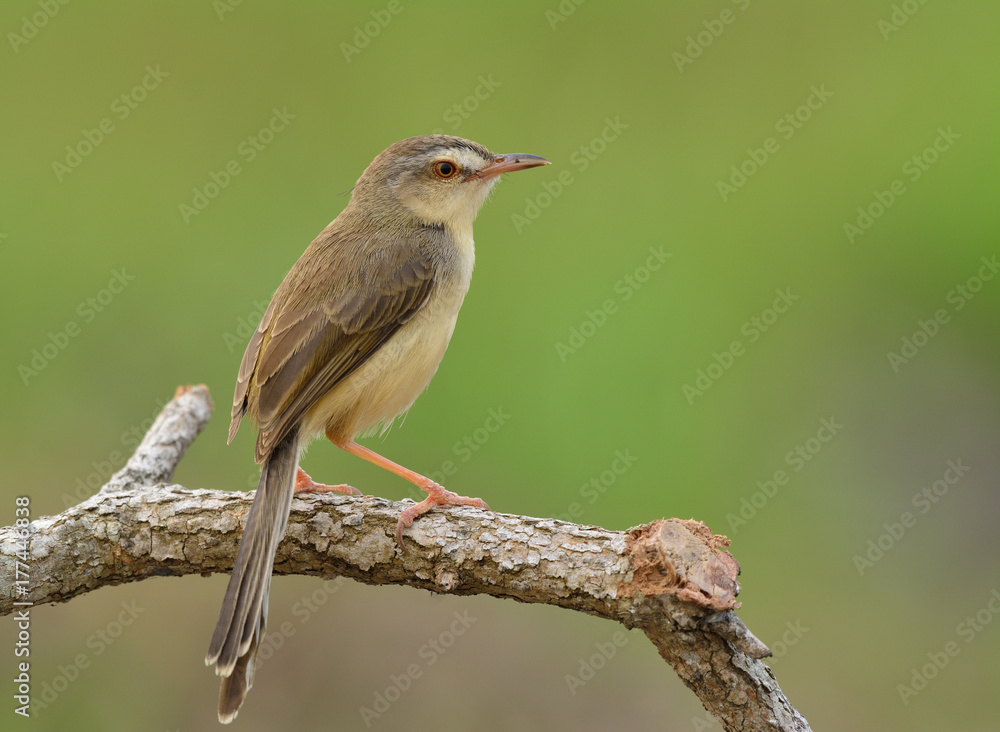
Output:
left=0, top=385, right=812, bottom=732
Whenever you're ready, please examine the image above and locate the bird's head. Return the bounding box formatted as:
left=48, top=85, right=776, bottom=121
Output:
left=350, top=135, right=549, bottom=236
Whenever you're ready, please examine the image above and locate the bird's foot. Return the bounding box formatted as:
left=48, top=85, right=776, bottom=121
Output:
left=396, top=483, right=490, bottom=544
left=293, top=468, right=361, bottom=496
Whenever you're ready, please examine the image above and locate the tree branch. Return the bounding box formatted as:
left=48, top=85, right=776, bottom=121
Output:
left=1, top=385, right=812, bottom=732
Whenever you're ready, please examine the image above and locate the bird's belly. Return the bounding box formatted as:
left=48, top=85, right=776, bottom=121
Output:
left=300, top=281, right=467, bottom=444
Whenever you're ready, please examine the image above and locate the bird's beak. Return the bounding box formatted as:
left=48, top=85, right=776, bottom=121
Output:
left=471, top=153, right=550, bottom=180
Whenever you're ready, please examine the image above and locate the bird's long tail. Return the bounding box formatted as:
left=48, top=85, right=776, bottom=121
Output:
left=206, top=427, right=299, bottom=724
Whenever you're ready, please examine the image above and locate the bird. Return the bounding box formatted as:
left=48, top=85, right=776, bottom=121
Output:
left=205, top=135, right=549, bottom=723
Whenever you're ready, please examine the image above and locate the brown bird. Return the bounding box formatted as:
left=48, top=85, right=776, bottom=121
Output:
left=205, top=135, right=549, bottom=722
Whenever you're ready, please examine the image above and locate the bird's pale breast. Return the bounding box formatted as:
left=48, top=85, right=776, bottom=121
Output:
left=300, top=236, right=475, bottom=445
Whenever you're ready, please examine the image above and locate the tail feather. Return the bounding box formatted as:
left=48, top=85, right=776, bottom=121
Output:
left=218, top=635, right=258, bottom=724
left=207, top=428, right=299, bottom=723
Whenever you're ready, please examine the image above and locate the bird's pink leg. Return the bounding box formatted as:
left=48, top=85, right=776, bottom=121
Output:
left=331, top=438, right=489, bottom=543
left=293, top=467, right=361, bottom=496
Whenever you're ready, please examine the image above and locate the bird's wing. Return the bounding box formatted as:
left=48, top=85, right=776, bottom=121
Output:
left=229, top=299, right=277, bottom=443
left=229, top=232, right=436, bottom=461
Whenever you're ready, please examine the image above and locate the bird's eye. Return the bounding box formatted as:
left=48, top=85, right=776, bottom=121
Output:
left=433, top=161, right=459, bottom=179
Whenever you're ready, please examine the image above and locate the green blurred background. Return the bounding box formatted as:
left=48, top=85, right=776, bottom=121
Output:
left=2, top=1, right=998, bottom=730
